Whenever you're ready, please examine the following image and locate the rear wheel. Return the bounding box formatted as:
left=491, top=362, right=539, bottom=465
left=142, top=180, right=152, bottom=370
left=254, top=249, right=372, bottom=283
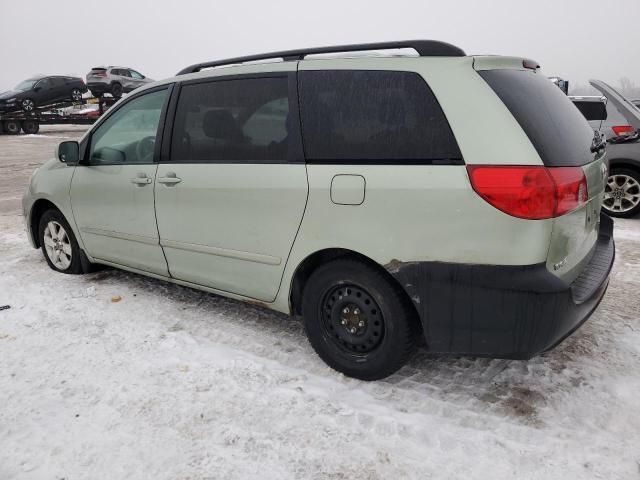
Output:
left=71, top=88, right=82, bottom=101
left=110, top=82, right=123, bottom=98
left=38, top=209, right=85, bottom=274
left=302, top=259, right=419, bottom=380
left=21, top=120, right=39, bottom=135
left=3, top=120, right=21, bottom=135
left=603, top=168, right=640, bottom=218
left=21, top=98, right=35, bottom=112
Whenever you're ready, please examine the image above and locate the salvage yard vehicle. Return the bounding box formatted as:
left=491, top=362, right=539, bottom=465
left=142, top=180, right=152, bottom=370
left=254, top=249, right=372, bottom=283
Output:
left=86, top=66, right=154, bottom=98
left=0, top=76, right=87, bottom=113
left=23, top=41, right=615, bottom=380
left=570, top=82, right=640, bottom=218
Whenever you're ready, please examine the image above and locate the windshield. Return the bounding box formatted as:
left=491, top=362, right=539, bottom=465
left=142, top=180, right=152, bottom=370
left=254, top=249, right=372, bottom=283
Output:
left=14, top=79, right=38, bottom=91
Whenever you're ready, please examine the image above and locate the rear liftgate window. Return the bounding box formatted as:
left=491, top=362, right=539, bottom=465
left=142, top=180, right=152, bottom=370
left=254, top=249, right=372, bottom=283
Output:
left=298, top=70, right=462, bottom=164
left=479, top=69, right=596, bottom=167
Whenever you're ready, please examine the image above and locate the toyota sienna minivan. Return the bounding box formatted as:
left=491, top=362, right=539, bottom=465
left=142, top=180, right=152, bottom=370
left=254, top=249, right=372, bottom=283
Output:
left=23, top=41, right=615, bottom=380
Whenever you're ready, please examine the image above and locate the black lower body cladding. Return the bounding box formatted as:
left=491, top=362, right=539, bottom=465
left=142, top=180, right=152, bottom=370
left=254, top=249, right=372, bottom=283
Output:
left=387, top=214, right=615, bottom=358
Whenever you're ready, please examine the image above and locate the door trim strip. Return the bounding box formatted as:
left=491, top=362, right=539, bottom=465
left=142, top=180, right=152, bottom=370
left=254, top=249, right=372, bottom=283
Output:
left=161, top=239, right=282, bottom=266
left=81, top=227, right=159, bottom=245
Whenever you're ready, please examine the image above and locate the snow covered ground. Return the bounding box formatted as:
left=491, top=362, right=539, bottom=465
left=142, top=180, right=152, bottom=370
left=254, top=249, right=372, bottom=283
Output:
left=1, top=127, right=639, bottom=479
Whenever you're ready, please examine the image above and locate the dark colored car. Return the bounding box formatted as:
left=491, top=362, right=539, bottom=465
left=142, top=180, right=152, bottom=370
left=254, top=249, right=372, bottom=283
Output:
left=0, top=76, right=87, bottom=113
left=571, top=86, right=640, bottom=217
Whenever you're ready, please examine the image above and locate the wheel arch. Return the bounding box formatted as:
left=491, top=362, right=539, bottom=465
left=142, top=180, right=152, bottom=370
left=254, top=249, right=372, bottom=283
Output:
left=609, top=158, right=640, bottom=174
left=288, top=248, right=420, bottom=324
left=29, top=198, right=62, bottom=248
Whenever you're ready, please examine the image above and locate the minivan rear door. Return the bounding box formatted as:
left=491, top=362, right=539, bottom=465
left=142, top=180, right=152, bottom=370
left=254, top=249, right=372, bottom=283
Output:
left=154, top=69, right=308, bottom=302
left=478, top=65, right=607, bottom=283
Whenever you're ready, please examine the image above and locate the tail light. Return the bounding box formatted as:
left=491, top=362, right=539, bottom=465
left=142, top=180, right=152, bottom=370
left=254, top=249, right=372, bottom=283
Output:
left=467, top=166, right=588, bottom=220
left=611, top=125, right=636, bottom=137
left=91, top=71, right=107, bottom=78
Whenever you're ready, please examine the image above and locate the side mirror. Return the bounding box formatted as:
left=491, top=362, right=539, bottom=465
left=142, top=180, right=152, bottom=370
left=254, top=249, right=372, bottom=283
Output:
left=33, top=86, right=41, bottom=92
left=57, top=141, right=79, bottom=165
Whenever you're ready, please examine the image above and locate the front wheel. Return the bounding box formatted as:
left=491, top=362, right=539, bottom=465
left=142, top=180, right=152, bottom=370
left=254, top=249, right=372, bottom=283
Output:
left=603, top=168, right=640, bottom=218
left=302, top=259, right=419, bottom=380
left=38, top=209, right=85, bottom=274
left=21, top=98, right=35, bottom=112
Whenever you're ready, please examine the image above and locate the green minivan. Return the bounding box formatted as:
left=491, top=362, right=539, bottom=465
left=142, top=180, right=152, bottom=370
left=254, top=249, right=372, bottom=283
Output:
left=23, top=41, right=614, bottom=380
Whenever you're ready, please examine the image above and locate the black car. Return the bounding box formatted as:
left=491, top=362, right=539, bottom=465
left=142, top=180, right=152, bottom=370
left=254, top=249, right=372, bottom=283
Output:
left=0, top=76, right=87, bottom=113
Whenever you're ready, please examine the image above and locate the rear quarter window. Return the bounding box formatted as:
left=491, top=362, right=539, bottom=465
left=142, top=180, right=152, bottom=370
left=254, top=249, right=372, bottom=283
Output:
left=298, top=70, right=462, bottom=164
left=479, top=69, right=595, bottom=167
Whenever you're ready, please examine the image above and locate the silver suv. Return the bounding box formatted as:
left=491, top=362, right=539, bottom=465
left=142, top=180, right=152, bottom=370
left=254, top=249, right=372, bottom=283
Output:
left=86, top=66, right=153, bottom=99
left=23, top=41, right=615, bottom=380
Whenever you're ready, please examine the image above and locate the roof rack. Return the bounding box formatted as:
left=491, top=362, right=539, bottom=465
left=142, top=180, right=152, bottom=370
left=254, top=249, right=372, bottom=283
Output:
left=176, top=40, right=465, bottom=75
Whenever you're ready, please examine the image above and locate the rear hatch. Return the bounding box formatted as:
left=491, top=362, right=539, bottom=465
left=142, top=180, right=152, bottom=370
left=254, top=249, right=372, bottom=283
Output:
left=86, top=67, right=108, bottom=83
left=475, top=61, right=606, bottom=283
left=570, top=97, right=608, bottom=133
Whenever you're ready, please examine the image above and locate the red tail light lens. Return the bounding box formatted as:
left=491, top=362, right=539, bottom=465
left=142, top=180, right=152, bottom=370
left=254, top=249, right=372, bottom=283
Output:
left=611, top=125, right=636, bottom=137
left=467, top=166, right=588, bottom=219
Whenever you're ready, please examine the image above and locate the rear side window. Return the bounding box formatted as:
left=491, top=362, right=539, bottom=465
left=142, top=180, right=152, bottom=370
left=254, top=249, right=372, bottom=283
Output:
left=298, top=70, right=462, bottom=163
left=480, top=70, right=595, bottom=166
left=170, top=76, right=301, bottom=163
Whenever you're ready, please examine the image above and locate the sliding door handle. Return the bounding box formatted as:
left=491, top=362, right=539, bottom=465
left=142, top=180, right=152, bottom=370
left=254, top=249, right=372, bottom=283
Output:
left=157, top=172, right=182, bottom=185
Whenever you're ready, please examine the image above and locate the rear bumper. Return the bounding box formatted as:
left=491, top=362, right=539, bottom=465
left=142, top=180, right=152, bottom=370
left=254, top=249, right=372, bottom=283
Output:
left=87, top=82, right=108, bottom=94
left=387, top=213, right=615, bottom=358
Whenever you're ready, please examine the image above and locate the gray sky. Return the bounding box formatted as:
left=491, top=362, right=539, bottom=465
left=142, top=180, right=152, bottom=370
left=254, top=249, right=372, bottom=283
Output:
left=1, top=0, right=638, bottom=92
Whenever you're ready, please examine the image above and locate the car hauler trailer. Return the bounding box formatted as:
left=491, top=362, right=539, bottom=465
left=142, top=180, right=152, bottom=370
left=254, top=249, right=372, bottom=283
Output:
left=0, top=97, right=116, bottom=135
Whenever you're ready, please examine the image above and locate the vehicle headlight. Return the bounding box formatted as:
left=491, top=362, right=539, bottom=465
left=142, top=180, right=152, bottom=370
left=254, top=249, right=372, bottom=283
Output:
left=5, top=97, right=16, bottom=103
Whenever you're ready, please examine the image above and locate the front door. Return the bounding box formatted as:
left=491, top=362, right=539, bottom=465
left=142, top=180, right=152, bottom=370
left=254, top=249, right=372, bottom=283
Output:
left=154, top=73, right=308, bottom=302
left=70, top=87, right=171, bottom=275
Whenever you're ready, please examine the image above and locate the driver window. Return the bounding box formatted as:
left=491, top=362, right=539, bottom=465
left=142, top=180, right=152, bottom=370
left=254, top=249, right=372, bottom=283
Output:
left=89, top=88, right=168, bottom=165
left=36, top=78, right=50, bottom=89
left=130, top=70, right=144, bottom=80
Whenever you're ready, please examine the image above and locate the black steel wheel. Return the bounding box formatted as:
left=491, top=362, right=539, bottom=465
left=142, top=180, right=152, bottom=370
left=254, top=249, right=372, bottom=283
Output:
left=21, top=120, right=39, bottom=135
left=71, top=88, right=82, bottom=101
left=302, top=258, right=419, bottom=380
left=321, top=284, right=385, bottom=354
left=3, top=120, right=21, bottom=135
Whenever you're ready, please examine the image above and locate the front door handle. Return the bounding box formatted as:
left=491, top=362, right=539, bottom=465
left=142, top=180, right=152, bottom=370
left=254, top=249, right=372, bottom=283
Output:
left=131, top=175, right=152, bottom=186
left=157, top=172, right=182, bottom=186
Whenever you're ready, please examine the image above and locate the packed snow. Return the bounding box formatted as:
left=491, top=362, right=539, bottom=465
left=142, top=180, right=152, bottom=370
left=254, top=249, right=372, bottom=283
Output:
left=0, top=127, right=639, bottom=479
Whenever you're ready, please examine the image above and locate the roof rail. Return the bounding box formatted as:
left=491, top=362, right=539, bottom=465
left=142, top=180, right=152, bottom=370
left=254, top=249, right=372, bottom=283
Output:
left=176, top=40, right=465, bottom=75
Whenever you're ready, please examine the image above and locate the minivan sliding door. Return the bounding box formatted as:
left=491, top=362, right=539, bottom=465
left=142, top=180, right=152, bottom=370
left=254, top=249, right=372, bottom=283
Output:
left=155, top=71, right=308, bottom=302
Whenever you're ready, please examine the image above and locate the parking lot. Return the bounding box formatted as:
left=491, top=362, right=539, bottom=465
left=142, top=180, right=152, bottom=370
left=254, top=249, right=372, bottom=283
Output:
left=1, top=128, right=639, bottom=479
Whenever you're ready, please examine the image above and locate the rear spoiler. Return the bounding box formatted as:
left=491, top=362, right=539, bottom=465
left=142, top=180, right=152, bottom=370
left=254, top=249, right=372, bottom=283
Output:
left=472, top=56, right=540, bottom=72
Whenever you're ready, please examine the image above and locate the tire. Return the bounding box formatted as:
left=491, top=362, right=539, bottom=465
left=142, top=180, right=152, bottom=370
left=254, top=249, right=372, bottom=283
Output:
left=71, top=88, right=82, bottom=102
left=110, top=82, right=123, bottom=98
left=21, top=98, right=35, bottom=112
left=603, top=167, right=640, bottom=218
left=21, top=120, right=39, bottom=135
left=3, top=120, right=21, bottom=135
left=302, top=258, right=419, bottom=380
left=38, top=209, right=86, bottom=274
